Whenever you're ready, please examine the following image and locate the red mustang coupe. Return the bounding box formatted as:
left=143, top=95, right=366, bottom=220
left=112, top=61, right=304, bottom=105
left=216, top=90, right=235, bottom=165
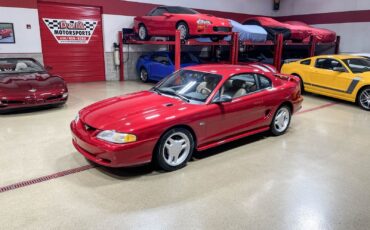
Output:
left=0, top=58, right=68, bottom=112
left=134, top=6, right=232, bottom=41
left=71, top=64, right=302, bottom=171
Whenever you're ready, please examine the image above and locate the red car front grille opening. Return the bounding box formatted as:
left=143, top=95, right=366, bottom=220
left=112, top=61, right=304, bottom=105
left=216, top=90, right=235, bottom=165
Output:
left=5, top=100, right=24, bottom=105
left=213, top=27, right=231, bottom=32
left=81, top=122, right=97, bottom=132
left=46, top=95, right=63, bottom=101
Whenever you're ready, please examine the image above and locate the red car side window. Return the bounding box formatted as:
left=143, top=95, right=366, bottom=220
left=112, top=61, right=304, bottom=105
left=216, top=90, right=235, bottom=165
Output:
left=150, top=8, right=168, bottom=16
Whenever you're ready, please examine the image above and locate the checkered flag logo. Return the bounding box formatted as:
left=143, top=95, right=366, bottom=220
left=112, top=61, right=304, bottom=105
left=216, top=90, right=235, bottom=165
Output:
left=84, top=21, right=97, bottom=31
left=42, top=18, right=98, bottom=44
left=44, top=19, right=60, bottom=30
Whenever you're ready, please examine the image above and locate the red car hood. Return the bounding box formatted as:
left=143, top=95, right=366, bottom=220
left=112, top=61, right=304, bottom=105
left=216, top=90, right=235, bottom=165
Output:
left=0, top=72, right=66, bottom=97
left=80, top=91, right=190, bottom=132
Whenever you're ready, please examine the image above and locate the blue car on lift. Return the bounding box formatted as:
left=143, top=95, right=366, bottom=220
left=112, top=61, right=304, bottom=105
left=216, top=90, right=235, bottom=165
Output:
left=136, top=51, right=200, bottom=82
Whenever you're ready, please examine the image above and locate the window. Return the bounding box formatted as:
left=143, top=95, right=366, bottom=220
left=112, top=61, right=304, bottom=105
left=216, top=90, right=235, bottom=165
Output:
left=300, top=59, right=311, bottom=65
left=151, top=54, right=170, bottom=65
left=343, top=58, right=370, bottom=73
left=258, top=74, right=272, bottom=89
left=315, top=58, right=343, bottom=70
left=149, top=7, right=168, bottom=16
left=243, top=20, right=260, bottom=26
left=213, top=73, right=272, bottom=101
left=169, top=52, right=200, bottom=64
left=165, top=7, right=199, bottom=14
left=220, top=74, right=258, bottom=99
left=155, top=70, right=222, bottom=104
left=0, top=58, right=44, bottom=74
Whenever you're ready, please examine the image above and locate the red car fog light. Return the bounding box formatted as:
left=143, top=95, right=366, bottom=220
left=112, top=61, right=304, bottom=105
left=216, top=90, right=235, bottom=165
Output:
left=197, top=24, right=205, bottom=32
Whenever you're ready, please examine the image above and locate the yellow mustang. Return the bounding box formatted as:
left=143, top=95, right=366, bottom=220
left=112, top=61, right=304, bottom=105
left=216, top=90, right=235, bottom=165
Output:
left=281, top=55, right=370, bottom=110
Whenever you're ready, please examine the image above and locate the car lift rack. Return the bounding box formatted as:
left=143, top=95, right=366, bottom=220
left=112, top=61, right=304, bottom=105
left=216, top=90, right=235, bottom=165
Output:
left=119, top=30, right=340, bottom=81
left=119, top=30, right=236, bottom=81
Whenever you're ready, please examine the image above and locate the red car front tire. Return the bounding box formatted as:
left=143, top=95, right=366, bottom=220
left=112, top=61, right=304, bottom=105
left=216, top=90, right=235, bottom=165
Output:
left=155, top=127, right=195, bottom=171
left=138, top=24, right=150, bottom=41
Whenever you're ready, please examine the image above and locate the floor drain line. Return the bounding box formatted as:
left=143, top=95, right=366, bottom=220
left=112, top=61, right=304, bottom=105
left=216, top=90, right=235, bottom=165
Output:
left=0, top=164, right=95, bottom=193
left=297, top=102, right=339, bottom=115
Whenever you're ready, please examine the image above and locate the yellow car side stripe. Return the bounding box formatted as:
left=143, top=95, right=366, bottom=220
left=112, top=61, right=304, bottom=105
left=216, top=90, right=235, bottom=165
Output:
left=304, top=78, right=360, bottom=94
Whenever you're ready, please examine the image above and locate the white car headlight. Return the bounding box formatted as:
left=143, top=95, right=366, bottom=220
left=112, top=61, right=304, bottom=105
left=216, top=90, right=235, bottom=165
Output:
left=62, top=92, right=68, bottom=98
left=197, top=19, right=212, bottom=25
left=96, top=130, right=137, bottom=144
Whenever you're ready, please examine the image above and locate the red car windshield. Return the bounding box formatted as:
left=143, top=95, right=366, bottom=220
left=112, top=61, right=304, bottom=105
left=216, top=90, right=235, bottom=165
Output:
left=153, top=69, right=222, bottom=104
left=0, top=59, right=45, bottom=74
left=165, top=6, right=199, bottom=14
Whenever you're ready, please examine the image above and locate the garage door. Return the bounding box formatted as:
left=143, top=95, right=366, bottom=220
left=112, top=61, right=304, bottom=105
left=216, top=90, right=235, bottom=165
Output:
left=38, top=3, right=105, bottom=82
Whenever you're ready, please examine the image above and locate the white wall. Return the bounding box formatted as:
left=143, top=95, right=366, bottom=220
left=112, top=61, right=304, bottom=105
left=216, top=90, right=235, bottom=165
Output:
left=126, top=0, right=272, bottom=15
left=312, top=22, right=370, bottom=52
left=0, top=7, right=42, bottom=53
left=272, top=0, right=370, bottom=16
left=102, top=14, right=134, bottom=52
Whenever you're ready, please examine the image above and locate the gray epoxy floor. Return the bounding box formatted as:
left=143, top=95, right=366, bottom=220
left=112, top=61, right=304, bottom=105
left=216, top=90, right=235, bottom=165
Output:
left=1, top=81, right=370, bottom=229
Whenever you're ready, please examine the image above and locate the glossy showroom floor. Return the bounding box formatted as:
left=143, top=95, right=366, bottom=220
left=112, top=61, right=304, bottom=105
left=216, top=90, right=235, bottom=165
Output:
left=1, top=81, right=370, bottom=229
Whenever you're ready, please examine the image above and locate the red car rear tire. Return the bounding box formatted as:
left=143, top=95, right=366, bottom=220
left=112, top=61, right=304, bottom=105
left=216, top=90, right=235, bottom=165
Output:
left=270, top=105, right=291, bottom=136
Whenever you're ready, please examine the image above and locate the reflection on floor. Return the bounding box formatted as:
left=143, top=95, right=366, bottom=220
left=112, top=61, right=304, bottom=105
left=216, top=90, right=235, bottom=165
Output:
left=1, top=81, right=370, bottom=229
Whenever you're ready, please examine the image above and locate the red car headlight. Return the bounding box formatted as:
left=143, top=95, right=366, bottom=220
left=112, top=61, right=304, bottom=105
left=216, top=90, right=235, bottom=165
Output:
left=197, top=19, right=212, bottom=25
left=96, top=130, right=137, bottom=144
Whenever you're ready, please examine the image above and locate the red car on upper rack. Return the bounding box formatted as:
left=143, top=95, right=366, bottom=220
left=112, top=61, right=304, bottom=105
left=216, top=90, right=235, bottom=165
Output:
left=284, top=21, right=336, bottom=43
left=71, top=64, right=303, bottom=172
left=243, top=17, right=311, bottom=42
left=0, top=58, right=68, bottom=112
left=134, top=6, right=232, bottom=41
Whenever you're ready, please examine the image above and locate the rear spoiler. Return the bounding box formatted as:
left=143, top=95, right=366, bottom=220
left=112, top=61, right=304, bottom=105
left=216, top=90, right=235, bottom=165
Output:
left=274, top=73, right=299, bottom=82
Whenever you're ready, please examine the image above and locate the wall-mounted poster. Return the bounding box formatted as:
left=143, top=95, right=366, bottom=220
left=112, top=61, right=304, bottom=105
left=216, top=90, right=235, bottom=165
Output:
left=0, top=23, right=15, bottom=43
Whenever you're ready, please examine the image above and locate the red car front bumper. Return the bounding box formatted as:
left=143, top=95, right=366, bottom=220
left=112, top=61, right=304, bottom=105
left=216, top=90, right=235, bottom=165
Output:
left=0, top=95, right=67, bottom=111
left=70, top=121, right=157, bottom=167
left=189, top=24, right=231, bottom=36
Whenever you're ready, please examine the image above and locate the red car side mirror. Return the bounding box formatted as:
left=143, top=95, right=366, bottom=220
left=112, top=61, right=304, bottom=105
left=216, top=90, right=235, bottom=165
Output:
left=163, top=13, right=172, bottom=17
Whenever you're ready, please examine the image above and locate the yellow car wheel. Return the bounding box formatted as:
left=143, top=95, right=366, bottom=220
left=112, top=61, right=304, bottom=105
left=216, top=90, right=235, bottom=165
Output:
left=358, top=86, right=370, bottom=111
